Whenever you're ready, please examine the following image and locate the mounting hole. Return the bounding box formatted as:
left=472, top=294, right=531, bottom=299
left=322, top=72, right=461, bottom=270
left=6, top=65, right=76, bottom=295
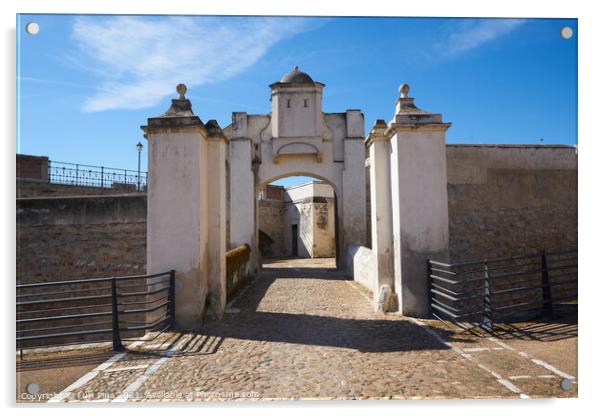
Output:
left=26, top=383, right=40, bottom=395
left=560, top=27, right=573, bottom=40
left=560, top=378, right=573, bottom=391
left=25, top=22, right=40, bottom=35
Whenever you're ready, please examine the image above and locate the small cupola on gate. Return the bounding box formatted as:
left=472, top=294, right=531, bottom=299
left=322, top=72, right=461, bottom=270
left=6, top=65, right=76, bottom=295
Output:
left=269, top=67, right=325, bottom=163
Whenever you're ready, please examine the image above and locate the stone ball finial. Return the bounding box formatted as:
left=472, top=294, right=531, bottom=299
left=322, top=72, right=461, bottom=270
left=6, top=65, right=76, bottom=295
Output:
left=399, top=83, right=410, bottom=98
left=176, top=83, right=187, bottom=100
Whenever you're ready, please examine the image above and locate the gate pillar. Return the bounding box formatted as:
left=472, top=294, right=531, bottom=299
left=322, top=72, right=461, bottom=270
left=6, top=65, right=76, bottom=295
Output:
left=388, top=84, right=451, bottom=317
left=142, top=84, right=227, bottom=329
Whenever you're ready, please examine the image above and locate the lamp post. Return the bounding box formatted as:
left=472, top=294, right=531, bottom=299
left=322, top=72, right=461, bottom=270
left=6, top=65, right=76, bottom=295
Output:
left=136, top=142, right=143, bottom=191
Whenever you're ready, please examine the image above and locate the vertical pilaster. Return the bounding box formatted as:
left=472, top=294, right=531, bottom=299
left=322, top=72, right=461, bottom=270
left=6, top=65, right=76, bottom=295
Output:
left=229, top=112, right=258, bottom=272
left=342, top=110, right=367, bottom=259
left=366, top=120, right=394, bottom=306
left=206, top=120, right=228, bottom=319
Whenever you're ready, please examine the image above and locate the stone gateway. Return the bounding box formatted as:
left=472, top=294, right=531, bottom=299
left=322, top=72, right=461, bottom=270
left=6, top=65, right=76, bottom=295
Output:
left=140, top=68, right=577, bottom=329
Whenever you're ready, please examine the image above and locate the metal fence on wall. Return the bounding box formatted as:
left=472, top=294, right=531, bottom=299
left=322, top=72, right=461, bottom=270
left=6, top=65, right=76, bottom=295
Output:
left=48, top=160, right=147, bottom=191
left=427, top=250, right=577, bottom=330
left=16, top=271, right=175, bottom=352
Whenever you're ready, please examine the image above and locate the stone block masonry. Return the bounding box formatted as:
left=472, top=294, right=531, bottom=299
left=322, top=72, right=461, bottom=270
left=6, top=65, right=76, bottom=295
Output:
left=17, top=178, right=138, bottom=198
left=17, top=194, right=147, bottom=284
left=258, top=199, right=285, bottom=258
left=446, top=145, right=577, bottom=261
left=16, top=154, right=48, bottom=181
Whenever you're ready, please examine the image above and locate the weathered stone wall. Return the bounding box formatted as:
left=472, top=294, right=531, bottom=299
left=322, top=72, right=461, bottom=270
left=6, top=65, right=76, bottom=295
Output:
left=258, top=199, right=285, bottom=258
left=311, top=200, right=336, bottom=257
left=16, top=154, right=49, bottom=181
left=262, top=184, right=285, bottom=200
left=258, top=181, right=337, bottom=259
left=17, top=178, right=141, bottom=198
left=17, top=194, right=147, bottom=284
left=446, top=145, right=577, bottom=262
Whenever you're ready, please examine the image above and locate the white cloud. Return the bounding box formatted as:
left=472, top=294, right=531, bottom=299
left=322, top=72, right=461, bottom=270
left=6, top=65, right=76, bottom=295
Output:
left=71, top=16, right=314, bottom=112
left=435, top=19, right=527, bottom=58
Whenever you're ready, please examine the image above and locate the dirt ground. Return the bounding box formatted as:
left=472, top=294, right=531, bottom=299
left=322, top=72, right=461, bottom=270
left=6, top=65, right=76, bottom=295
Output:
left=16, top=345, right=115, bottom=402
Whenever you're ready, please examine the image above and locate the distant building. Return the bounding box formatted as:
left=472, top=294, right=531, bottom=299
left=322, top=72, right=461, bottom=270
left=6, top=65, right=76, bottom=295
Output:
left=258, top=181, right=336, bottom=259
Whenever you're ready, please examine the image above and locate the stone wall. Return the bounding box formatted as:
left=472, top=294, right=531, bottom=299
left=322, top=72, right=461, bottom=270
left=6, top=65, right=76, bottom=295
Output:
left=258, top=199, right=285, bottom=258
left=311, top=199, right=336, bottom=257
left=446, top=145, right=577, bottom=262
left=17, top=178, right=142, bottom=198
left=17, top=194, right=147, bottom=284
left=16, top=154, right=49, bottom=181
left=262, top=184, right=285, bottom=200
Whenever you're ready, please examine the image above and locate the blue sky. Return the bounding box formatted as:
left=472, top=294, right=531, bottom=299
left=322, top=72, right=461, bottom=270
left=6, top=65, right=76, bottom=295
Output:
left=16, top=15, right=577, bottom=188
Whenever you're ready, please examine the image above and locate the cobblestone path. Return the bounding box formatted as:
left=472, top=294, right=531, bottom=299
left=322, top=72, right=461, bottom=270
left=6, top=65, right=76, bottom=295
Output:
left=46, top=258, right=576, bottom=402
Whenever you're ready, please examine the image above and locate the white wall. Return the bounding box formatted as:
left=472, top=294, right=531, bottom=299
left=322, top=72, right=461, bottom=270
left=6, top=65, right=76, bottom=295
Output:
left=389, top=128, right=449, bottom=316
left=346, top=244, right=376, bottom=298
left=143, top=90, right=229, bottom=327
left=145, top=127, right=209, bottom=329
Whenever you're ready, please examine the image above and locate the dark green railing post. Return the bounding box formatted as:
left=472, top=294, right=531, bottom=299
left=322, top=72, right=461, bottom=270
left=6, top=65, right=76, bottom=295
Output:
left=427, top=260, right=433, bottom=318
left=168, top=270, right=176, bottom=329
left=541, top=251, right=554, bottom=317
left=111, top=276, right=123, bottom=351
left=482, top=261, right=493, bottom=332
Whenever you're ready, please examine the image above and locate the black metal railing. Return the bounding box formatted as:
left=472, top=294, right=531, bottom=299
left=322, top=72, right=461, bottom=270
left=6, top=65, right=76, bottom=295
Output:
left=16, top=270, right=175, bottom=351
left=428, top=250, right=577, bottom=330
left=48, top=161, right=147, bottom=191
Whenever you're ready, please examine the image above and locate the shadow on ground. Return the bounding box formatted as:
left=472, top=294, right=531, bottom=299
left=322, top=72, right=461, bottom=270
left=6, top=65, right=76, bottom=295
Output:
left=489, top=307, right=577, bottom=342
left=441, top=304, right=578, bottom=343
left=194, top=264, right=477, bottom=354
left=203, top=312, right=470, bottom=353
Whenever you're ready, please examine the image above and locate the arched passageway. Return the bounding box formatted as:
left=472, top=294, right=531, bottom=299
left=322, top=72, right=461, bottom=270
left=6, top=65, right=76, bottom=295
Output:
left=256, top=174, right=340, bottom=270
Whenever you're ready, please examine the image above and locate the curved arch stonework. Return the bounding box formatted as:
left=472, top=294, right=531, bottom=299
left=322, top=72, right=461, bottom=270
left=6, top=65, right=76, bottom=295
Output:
left=257, top=171, right=339, bottom=194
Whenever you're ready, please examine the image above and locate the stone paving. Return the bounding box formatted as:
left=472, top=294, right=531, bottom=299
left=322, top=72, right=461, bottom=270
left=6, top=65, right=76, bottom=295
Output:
left=21, top=258, right=577, bottom=402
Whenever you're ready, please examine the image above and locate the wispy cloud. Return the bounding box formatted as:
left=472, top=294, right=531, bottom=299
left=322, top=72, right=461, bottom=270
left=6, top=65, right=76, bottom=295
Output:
left=18, top=76, right=98, bottom=90
left=70, top=16, right=316, bottom=112
left=434, top=19, right=527, bottom=58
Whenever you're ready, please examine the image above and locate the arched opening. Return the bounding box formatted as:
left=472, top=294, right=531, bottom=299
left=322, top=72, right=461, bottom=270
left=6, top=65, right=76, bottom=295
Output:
left=257, top=174, right=340, bottom=271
